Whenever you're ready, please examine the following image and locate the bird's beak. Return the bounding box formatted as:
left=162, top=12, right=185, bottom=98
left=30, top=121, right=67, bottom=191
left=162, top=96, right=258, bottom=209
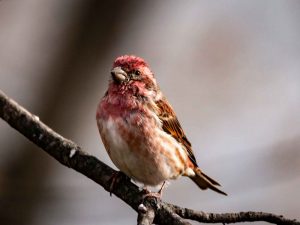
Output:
left=111, top=67, right=128, bottom=83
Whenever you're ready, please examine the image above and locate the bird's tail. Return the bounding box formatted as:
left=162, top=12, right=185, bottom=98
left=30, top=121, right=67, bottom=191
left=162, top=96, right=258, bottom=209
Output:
left=191, top=168, right=227, bottom=196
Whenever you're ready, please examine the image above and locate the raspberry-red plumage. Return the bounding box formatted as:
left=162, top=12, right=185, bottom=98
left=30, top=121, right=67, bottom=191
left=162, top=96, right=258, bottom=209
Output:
left=113, top=55, right=148, bottom=72
left=96, top=55, right=227, bottom=196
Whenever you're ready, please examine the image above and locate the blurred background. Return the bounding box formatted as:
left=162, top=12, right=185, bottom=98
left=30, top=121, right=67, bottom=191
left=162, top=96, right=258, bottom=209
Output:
left=0, top=1, right=299, bottom=225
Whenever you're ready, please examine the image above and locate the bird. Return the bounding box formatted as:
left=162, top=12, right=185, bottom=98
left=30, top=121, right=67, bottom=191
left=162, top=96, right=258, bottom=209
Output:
left=96, top=55, right=227, bottom=196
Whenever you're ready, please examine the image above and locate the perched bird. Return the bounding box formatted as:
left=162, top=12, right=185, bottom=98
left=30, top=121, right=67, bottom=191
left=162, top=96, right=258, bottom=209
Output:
left=96, top=55, right=226, bottom=196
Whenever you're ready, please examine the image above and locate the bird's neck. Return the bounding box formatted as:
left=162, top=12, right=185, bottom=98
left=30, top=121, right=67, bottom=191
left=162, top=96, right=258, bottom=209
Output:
left=97, top=84, right=147, bottom=119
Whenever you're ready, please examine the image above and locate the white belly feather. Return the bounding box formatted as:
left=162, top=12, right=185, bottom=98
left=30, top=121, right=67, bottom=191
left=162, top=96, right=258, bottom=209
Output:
left=97, top=115, right=188, bottom=186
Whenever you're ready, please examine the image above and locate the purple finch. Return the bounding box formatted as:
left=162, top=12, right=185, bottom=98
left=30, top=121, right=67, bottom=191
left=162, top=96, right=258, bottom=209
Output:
left=96, top=55, right=226, bottom=196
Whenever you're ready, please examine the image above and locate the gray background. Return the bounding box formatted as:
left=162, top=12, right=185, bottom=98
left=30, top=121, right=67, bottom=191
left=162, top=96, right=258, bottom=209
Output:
left=0, top=1, right=299, bottom=225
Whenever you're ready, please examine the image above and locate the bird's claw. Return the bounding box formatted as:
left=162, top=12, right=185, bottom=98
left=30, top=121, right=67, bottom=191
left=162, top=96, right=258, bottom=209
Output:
left=108, top=171, right=129, bottom=196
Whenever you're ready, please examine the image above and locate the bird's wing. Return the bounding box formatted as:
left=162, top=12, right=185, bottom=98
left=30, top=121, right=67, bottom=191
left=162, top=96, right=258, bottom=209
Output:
left=155, top=98, right=198, bottom=166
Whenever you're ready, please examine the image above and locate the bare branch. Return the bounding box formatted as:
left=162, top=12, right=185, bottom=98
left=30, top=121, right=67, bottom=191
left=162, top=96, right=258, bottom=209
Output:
left=137, top=199, right=156, bottom=225
left=0, top=89, right=299, bottom=225
left=171, top=205, right=300, bottom=224
left=156, top=204, right=192, bottom=225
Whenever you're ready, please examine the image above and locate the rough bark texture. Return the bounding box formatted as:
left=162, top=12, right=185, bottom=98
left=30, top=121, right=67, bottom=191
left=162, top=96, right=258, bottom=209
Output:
left=0, top=89, right=299, bottom=225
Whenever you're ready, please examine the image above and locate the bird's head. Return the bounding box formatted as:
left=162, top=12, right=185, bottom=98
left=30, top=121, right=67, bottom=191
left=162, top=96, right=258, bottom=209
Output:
left=109, top=55, right=157, bottom=92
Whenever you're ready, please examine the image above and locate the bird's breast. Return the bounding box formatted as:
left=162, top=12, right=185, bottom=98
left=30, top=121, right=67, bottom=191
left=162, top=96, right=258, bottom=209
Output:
left=98, top=114, right=160, bottom=184
left=97, top=98, right=188, bottom=186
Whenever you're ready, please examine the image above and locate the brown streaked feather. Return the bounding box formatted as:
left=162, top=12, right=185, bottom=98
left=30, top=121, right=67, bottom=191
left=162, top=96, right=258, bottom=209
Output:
left=192, top=168, right=227, bottom=196
left=155, top=98, right=198, bottom=166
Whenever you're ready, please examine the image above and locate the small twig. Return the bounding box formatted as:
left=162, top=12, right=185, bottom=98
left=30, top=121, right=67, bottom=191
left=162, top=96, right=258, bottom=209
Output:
left=1, top=89, right=299, bottom=225
left=171, top=205, right=300, bottom=224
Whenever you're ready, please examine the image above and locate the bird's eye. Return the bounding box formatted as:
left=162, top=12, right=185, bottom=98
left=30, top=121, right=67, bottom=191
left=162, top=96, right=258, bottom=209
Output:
left=134, top=70, right=141, bottom=76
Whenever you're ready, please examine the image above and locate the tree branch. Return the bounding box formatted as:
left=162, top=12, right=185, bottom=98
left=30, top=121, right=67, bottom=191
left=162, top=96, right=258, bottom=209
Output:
left=0, top=89, right=299, bottom=225
left=137, top=198, right=156, bottom=225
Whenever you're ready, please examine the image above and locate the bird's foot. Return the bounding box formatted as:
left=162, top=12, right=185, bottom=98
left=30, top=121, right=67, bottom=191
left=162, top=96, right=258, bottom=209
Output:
left=141, top=191, right=162, bottom=209
left=141, top=181, right=166, bottom=200
left=108, top=171, right=129, bottom=196
left=142, top=192, right=162, bottom=199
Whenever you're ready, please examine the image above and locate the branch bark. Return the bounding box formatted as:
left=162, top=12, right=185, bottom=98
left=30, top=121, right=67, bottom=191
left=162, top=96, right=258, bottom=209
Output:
left=137, top=198, right=156, bottom=225
left=0, top=89, right=299, bottom=225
